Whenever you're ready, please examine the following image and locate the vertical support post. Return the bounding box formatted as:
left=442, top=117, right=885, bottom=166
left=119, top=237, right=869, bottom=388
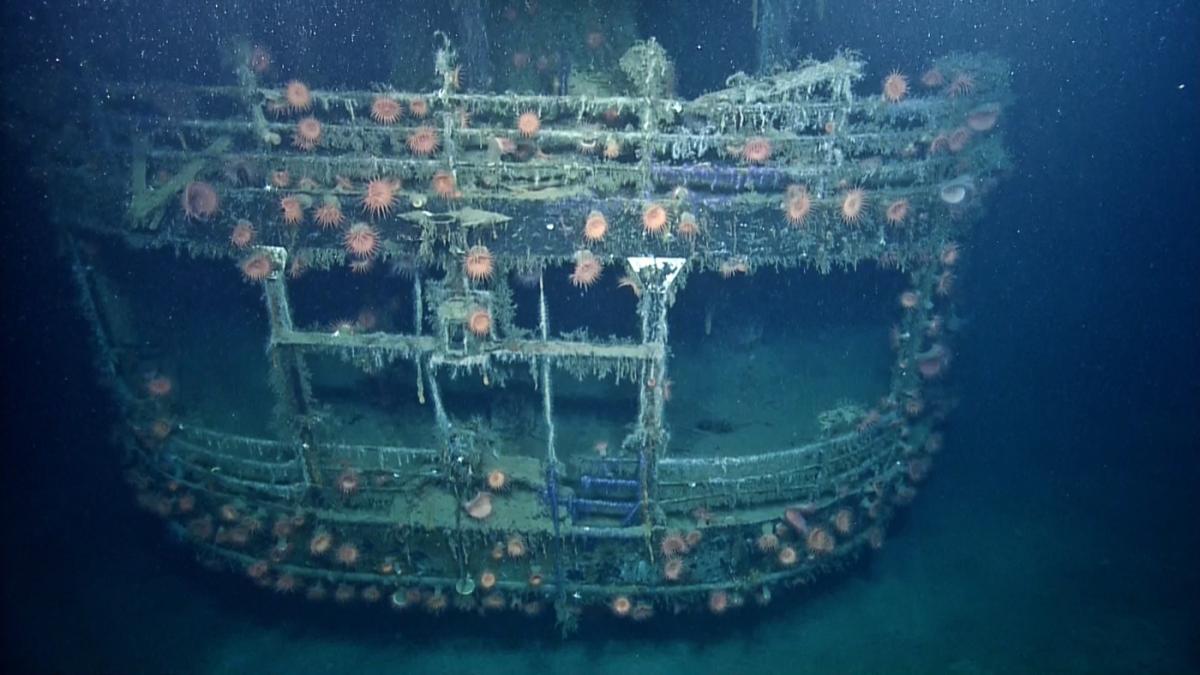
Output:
left=537, top=273, right=569, bottom=620
left=63, top=233, right=135, bottom=408
left=259, top=246, right=317, bottom=486
left=413, top=272, right=424, bottom=336
left=627, top=257, right=686, bottom=537
left=637, top=90, right=656, bottom=196
left=413, top=272, right=428, bottom=405
left=538, top=272, right=556, bottom=465
left=450, top=0, right=493, bottom=92
left=426, top=360, right=451, bottom=440
left=891, top=259, right=942, bottom=399
left=754, top=0, right=791, bottom=75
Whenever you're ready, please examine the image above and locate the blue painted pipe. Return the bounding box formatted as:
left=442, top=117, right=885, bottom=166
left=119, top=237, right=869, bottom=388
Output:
left=579, top=475, right=639, bottom=498
left=568, top=497, right=637, bottom=518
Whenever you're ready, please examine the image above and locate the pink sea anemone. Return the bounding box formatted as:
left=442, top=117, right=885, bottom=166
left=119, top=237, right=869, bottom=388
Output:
left=464, top=491, right=493, bottom=520
left=915, top=344, right=951, bottom=378
left=181, top=181, right=218, bottom=221
left=783, top=507, right=809, bottom=535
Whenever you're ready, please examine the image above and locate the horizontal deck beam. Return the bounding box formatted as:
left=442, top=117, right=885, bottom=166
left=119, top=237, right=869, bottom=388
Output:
left=273, top=329, right=662, bottom=362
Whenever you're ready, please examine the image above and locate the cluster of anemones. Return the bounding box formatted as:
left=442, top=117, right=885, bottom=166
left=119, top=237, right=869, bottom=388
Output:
left=780, top=184, right=917, bottom=230
left=578, top=207, right=696, bottom=244
left=269, top=81, right=327, bottom=151
left=755, top=505, right=850, bottom=569
left=657, top=528, right=705, bottom=584
left=486, top=533, right=528, bottom=565
left=386, top=588, right=452, bottom=614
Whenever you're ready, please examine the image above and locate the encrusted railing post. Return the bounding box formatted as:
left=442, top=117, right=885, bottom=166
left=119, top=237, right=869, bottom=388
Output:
left=259, top=246, right=317, bottom=486
left=538, top=272, right=570, bottom=625
left=628, top=257, right=686, bottom=541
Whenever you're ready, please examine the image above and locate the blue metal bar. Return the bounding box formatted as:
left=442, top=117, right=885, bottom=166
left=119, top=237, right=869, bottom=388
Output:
left=567, top=497, right=639, bottom=519
left=579, top=475, right=640, bottom=498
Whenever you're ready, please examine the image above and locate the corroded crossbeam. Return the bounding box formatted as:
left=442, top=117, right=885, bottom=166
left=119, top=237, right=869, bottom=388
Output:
left=272, top=328, right=661, bottom=362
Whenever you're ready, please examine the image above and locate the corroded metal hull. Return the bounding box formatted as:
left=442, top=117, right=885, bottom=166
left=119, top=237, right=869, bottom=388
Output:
left=57, top=43, right=1007, bottom=628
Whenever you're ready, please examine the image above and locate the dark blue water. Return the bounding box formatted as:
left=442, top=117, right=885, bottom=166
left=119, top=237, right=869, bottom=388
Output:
left=2, top=1, right=1198, bottom=673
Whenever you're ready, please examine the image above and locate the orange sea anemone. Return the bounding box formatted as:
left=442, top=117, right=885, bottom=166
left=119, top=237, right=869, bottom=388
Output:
left=230, top=220, right=255, bottom=248
left=361, top=178, right=399, bottom=218
left=146, top=375, right=173, bottom=398
left=603, top=137, right=622, bottom=160
left=284, top=80, right=312, bottom=112
left=370, top=96, right=403, bottom=125
left=611, top=595, right=632, bottom=617
left=343, top=223, right=381, bottom=259
left=885, top=199, right=910, bottom=225
left=660, top=532, right=688, bottom=557
left=663, top=557, right=684, bottom=582
left=677, top=211, right=699, bottom=238
left=486, top=469, right=508, bottom=491
left=583, top=210, right=608, bottom=242
left=335, top=542, right=359, bottom=567
left=407, top=126, right=440, bottom=157
left=293, top=116, right=321, bottom=151
left=570, top=250, right=603, bottom=289
left=945, top=72, right=975, bottom=98
left=463, top=245, right=494, bottom=281
left=466, top=307, right=492, bottom=337
left=314, top=201, right=345, bottom=229
left=240, top=253, right=273, bottom=282
left=708, top=590, right=729, bottom=614
left=940, top=242, right=961, bottom=266
left=479, top=570, right=497, bottom=590
left=783, top=184, right=812, bottom=226
left=505, top=534, right=526, bottom=558
left=777, top=546, right=798, bottom=566
left=882, top=71, right=909, bottom=102
left=336, top=468, right=360, bottom=497
left=741, top=136, right=772, bottom=163
left=431, top=171, right=458, bottom=199
left=831, top=507, right=855, bottom=535
left=280, top=195, right=304, bottom=225
left=805, top=526, right=836, bottom=555
left=756, top=533, right=779, bottom=553
left=642, top=203, right=668, bottom=234
left=840, top=188, right=867, bottom=224
left=517, top=111, right=541, bottom=138
left=308, top=530, right=333, bottom=556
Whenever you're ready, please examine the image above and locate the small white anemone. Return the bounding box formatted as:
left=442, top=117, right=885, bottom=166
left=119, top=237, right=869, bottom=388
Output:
left=939, top=175, right=975, bottom=205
